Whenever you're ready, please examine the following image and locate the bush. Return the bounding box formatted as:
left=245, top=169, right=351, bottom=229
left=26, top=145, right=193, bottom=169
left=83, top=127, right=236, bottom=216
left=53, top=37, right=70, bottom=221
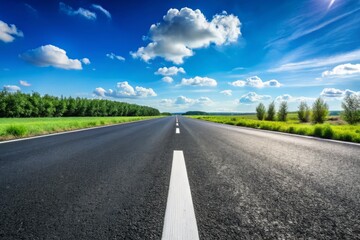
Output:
left=256, top=103, right=266, bottom=120
left=342, top=94, right=360, bottom=124
left=314, top=125, right=323, bottom=137
left=312, top=98, right=329, bottom=123
left=5, top=125, right=28, bottom=137
left=266, top=101, right=276, bottom=121
left=298, top=102, right=311, bottom=122
left=322, top=125, right=334, bottom=139
left=277, top=101, right=288, bottom=121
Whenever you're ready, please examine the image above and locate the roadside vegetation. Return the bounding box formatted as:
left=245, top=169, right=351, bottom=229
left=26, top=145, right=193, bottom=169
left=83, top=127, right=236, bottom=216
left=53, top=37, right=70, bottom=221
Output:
left=0, top=116, right=160, bottom=140
left=190, top=97, right=360, bottom=143
left=0, top=91, right=162, bottom=140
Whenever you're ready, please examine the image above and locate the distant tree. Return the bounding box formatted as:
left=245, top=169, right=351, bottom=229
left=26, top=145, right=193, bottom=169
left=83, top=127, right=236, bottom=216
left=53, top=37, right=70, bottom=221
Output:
left=298, top=102, right=311, bottom=122
left=277, top=101, right=288, bottom=121
left=312, top=97, right=329, bottom=123
left=266, top=101, right=276, bottom=121
left=256, top=103, right=266, bottom=120
left=342, top=94, right=360, bottom=124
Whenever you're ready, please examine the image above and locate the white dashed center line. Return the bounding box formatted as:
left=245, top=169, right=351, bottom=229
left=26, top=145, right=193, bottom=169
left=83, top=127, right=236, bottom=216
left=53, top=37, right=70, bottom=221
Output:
left=176, top=128, right=180, bottom=134
left=162, top=150, right=199, bottom=240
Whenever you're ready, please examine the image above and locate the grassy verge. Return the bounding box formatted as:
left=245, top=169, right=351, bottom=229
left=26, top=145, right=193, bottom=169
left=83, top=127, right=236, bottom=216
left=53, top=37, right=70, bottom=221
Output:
left=0, top=116, right=161, bottom=141
left=189, top=115, right=360, bottom=143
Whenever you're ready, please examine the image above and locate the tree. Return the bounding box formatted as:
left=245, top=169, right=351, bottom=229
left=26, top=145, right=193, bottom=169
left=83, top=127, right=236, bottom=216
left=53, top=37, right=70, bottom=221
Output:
left=342, top=94, right=360, bottom=124
left=298, top=102, right=311, bottom=122
left=256, top=103, right=266, bottom=120
left=277, top=101, right=288, bottom=121
left=266, top=101, right=276, bottom=121
left=312, top=97, right=329, bottom=123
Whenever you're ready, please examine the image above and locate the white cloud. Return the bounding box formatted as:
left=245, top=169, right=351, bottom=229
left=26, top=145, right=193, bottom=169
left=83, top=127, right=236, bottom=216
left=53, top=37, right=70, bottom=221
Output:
left=0, top=20, right=23, bottom=43
left=180, top=76, right=217, bottom=87
left=59, top=2, right=96, bottom=20
left=81, top=58, right=91, bottom=65
left=155, top=66, right=185, bottom=76
left=131, top=7, right=241, bottom=64
left=94, top=81, right=157, bottom=98
left=269, top=49, right=360, bottom=72
left=196, top=96, right=213, bottom=106
left=106, top=53, right=125, bottom=61
left=91, top=4, right=111, bottom=19
left=19, top=80, right=31, bottom=87
left=3, top=85, right=21, bottom=92
left=160, top=98, right=174, bottom=107
left=322, top=63, right=360, bottom=77
left=275, top=94, right=315, bottom=102
left=162, top=76, right=173, bottom=83
left=239, top=92, right=271, bottom=104
left=175, top=96, right=195, bottom=105
left=230, top=76, right=281, bottom=88
left=20, top=45, right=83, bottom=70
left=320, top=88, right=359, bottom=98
left=220, top=90, right=232, bottom=96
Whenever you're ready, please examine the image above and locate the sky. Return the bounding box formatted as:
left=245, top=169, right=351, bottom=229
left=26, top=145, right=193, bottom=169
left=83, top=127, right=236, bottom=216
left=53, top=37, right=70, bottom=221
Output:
left=1, top=0, right=359, bottom=113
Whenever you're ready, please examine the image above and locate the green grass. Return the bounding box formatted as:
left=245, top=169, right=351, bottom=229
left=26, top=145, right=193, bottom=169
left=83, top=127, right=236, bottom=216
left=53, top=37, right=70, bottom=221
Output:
left=189, top=115, right=360, bottom=143
left=0, top=116, right=160, bottom=140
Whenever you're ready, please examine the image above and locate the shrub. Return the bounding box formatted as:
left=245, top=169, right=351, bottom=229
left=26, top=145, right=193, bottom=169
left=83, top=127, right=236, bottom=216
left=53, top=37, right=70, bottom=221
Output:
left=342, top=94, right=360, bottom=124
left=298, top=102, right=311, bottom=122
left=322, top=125, right=334, bottom=139
left=277, top=101, right=288, bottom=121
left=312, top=98, right=329, bottom=123
left=266, top=101, right=276, bottom=121
left=5, top=125, right=28, bottom=137
left=314, top=125, right=323, bottom=137
left=256, top=103, right=266, bottom=120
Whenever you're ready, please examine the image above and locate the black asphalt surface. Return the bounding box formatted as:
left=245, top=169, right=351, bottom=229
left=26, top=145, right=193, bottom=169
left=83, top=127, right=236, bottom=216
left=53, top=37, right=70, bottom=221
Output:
left=1, top=116, right=360, bottom=239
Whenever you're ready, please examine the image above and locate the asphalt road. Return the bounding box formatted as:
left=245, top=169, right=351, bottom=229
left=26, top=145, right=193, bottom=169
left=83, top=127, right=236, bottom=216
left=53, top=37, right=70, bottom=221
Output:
left=1, top=116, right=359, bottom=239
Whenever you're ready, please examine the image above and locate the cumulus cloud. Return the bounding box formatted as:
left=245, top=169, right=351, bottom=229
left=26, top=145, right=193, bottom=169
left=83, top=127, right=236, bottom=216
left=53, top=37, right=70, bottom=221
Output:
left=175, top=96, right=195, bottom=105
left=196, top=96, right=213, bottom=105
left=131, top=7, right=241, bottom=64
left=160, top=98, right=174, bottom=107
left=322, top=63, right=360, bottom=77
left=239, top=92, right=272, bottom=104
left=180, top=76, right=217, bottom=87
left=320, top=88, right=359, bottom=98
left=162, top=95, right=213, bottom=107
left=106, top=53, right=125, bottom=61
left=0, top=20, right=23, bottom=43
left=59, top=2, right=96, bottom=20
left=162, top=76, right=173, bottom=83
left=230, top=76, right=281, bottom=88
left=3, top=85, right=21, bottom=92
left=94, top=81, right=157, bottom=98
left=81, top=58, right=91, bottom=65
left=91, top=4, right=111, bottom=19
left=220, top=90, right=232, bottom=96
left=275, top=94, right=315, bottom=102
left=155, top=66, right=185, bottom=76
left=19, top=80, right=31, bottom=87
left=20, top=45, right=83, bottom=70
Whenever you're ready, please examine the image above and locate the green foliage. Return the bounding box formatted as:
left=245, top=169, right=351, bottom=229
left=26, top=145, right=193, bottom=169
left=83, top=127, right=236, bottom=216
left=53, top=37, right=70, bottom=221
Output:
left=5, top=125, right=28, bottom=137
left=298, top=102, right=311, bottom=122
left=277, top=101, right=288, bottom=121
left=266, top=101, right=276, bottom=121
left=189, top=115, right=360, bottom=143
left=341, top=94, right=360, bottom=124
left=183, top=111, right=208, bottom=115
left=161, top=112, right=172, bottom=116
left=312, top=97, right=329, bottom=123
left=256, top=103, right=266, bottom=120
left=0, top=91, right=160, bottom=118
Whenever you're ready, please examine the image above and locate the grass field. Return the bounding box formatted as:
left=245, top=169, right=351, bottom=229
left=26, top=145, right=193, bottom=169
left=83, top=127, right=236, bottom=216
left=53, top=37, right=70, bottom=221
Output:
left=0, top=116, right=160, bottom=141
left=190, top=114, right=360, bottom=143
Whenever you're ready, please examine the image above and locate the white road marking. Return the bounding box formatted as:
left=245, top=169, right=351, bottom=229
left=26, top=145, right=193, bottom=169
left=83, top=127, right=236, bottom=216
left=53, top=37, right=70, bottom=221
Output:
left=176, top=128, right=180, bottom=134
left=162, top=150, right=199, bottom=240
left=176, top=123, right=179, bottom=126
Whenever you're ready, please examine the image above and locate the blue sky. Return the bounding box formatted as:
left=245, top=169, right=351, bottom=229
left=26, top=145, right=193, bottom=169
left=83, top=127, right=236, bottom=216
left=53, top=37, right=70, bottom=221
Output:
left=1, top=0, right=359, bottom=112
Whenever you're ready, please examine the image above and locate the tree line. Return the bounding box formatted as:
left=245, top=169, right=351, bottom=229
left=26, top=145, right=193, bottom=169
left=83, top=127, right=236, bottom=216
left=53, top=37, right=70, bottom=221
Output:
left=0, top=91, right=160, bottom=117
left=256, top=95, right=360, bottom=124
